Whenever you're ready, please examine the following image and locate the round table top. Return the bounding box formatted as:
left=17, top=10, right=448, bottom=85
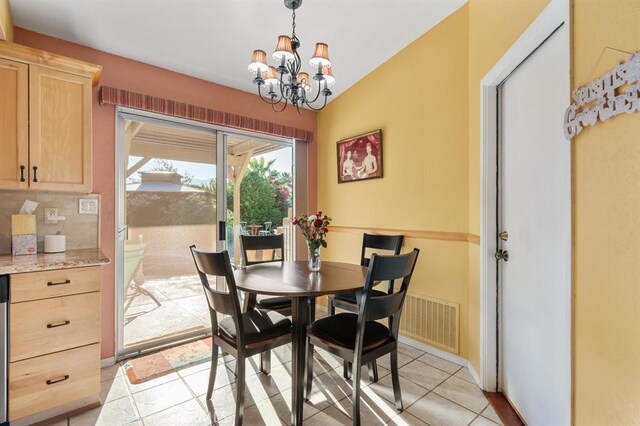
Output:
left=233, top=260, right=367, bottom=297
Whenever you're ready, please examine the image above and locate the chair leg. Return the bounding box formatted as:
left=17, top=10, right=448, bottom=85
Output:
left=235, top=354, right=246, bottom=425
left=343, top=361, right=352, bottom=380
left=351, top=357, right=362, bottom=425
left=206, top=344, right=219, bottom=399
left=305, top=341, right=314, bottom=399
left=260, top=350, right=271, bottom=375
left=390, top=350, right=403, bottom=411
left=367, top=360, right=379, bottom=383
left=328, top=298, right=336, bottom=316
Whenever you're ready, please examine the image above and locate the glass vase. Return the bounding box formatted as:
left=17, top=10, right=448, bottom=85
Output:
left=307, top=242, right=321, bottom=272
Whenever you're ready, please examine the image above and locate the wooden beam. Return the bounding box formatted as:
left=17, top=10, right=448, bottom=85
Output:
left=130, top=121, right=144, bottom=139
left=0, top=0, right=14, bottom=43
left=126, top=157, right=151, bottom=178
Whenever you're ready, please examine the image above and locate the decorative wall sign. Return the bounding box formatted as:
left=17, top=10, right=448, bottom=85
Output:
left=336, top=130, right=382, bottom=183
left=564, top=52, right=640, bottom=140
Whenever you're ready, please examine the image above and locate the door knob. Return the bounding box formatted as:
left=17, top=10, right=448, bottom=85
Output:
left=495, top=249, right=509, bottom=261
left=499, top=231, right=509, bottom=241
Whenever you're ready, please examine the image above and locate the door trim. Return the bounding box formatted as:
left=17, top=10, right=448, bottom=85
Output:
left=479, top=0, right=571, bottom=395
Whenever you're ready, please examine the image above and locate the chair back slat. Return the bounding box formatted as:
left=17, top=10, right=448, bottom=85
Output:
left=358, top=250, right=420, bottom=328
left=360, top=233, right=403, bottom=267
left=190, top=246, right=243, bottom=325
left=240, top=235, right=284, bottom=266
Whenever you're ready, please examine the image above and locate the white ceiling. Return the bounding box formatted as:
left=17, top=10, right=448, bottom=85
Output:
left=11, top=0, right=467, bottom=102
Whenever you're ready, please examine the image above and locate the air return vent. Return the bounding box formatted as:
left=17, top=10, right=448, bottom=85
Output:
left=400, top=294, right=459, bottom=354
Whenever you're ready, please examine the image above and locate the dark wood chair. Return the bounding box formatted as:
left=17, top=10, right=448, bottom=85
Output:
left=306, top=249, right=420, bottom=425
left=240, top=234, right=292, bottom=316
left=190, top=246, right=292, bottom=425
left=327, top=233, right=404, bottom=381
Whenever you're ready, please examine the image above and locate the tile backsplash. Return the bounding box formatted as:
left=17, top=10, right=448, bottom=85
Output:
left=0, top=191, right=100, bottom=254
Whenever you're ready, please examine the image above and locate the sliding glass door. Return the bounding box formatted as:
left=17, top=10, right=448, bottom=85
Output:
left=115, top=109, right=295, bottom=358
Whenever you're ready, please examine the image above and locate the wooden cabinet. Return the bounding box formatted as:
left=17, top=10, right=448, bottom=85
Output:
left=0, top=58, right=28, bottom=190
left=0, top=43, right=100, bottom=193
left=8, top=266, right=101, bottom=422
left=29, top=66, right=93, bottom=192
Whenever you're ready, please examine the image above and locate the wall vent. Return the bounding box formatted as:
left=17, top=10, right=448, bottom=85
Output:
left=399, top=294, right=460, bottom=354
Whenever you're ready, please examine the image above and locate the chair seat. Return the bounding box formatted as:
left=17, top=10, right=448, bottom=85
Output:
left=256, top=295, right=292, bottom=309
left=334, top=289, right=386, bottom=304
left=219, top=309, right=291, bottom=344
left=311, top=313, right=391, bottom=350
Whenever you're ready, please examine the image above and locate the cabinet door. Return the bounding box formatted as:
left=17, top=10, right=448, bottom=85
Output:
left=0, top=58, right=28, bottom=190
left=29, top=66, right=92, bottom=192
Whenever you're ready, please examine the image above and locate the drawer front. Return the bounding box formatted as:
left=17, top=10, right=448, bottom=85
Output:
left=10, top=292, right=100, bottom=362
left=11, top=266, right=101, bottom=303
left=9, top=344, right=100, bottom=421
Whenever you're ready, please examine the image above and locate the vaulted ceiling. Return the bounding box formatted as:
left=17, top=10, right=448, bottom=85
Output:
left=10, top=0, right=467, bottom=101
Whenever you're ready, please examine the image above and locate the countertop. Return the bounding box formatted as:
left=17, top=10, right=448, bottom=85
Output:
left=0, top=248, right=110, bottom=275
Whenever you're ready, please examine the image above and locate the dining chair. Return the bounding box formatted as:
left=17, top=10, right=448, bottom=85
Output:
left=190, top=246, right=292, bottom=425
left=306, top=249, right=420, bottom=425
left=240, top=234, right=292, bottom=316
left=327, top=233, right=404, bottom=381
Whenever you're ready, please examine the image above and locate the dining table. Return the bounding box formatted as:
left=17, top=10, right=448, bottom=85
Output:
left=233, top=260, right=368, bottom=425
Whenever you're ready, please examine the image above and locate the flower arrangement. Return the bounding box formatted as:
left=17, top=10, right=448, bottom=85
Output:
left=293, top=211, right=331, bottom=271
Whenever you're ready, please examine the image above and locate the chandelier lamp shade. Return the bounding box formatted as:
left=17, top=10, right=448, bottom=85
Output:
left=248, top=0, right=334, bottom=114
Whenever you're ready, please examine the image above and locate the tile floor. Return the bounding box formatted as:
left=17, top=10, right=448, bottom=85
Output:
left=52, top=336, right=502, bottom=426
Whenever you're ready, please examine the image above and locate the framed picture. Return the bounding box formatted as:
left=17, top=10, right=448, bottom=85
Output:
left=336, top=129, right=383, bottom=184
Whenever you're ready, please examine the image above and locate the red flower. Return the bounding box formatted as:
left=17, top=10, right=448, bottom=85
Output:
left=292, top=219, right=298, bottom=225
left=313, top=218, right=323, bottom=228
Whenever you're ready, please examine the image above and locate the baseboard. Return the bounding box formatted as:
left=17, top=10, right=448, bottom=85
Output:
left=398, top=335, right=467, bottom=367
left=100, top=356, right=116, bottom=368
left=467, top=359, right=482, bottom=387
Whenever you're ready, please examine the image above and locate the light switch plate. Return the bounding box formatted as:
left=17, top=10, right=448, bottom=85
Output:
left=79, top=198, right=99, bottom=215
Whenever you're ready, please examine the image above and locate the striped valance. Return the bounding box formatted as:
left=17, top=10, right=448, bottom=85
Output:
left=98, top=86, right=314, bottom=142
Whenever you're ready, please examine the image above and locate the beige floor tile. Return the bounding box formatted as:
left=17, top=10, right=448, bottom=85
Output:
left=100, top=375, right=131, bottom=403
left=198, top=383, right=256, bottom=422
left=377, top=352, right=414, bottom=370
left=101, top=364, right=124, bottom=382
left=69, top=395, right=139, bottom=426
left=481, top=404, right=503, bottom=425
left=340, top=363, right=391, bottom=386
left=367, top=374, right=429, bottom=407
left=470, top=415, right=500, bottom=426
left=334, top=386, right=401, bottom=424
left=177, top=360, right=215, bottom=377
left=417, top=353, right=462, bottom=375
left=387, top=411, right=430, bottom=425
left=245, top=364, right=293, bottom=402
left=433, top=376, right=488, bottom=413
left=311, top=368, right=359, bottom=405
left=313, top=348, right=345, bottom=370
left=142, top=399, right=211, bottom=426
left=305, top=405, right=352, bottom=426
left=131, top=379, right=193, bottom=418
left=407, top=392, right=477, bottom=426
left=217, top=398, right=287, bottom=426
left=398, top=360, right=450, bottom=390
left=396, top=343, right=426, bottom=360
left=272, top=388, right=326, bottom=421
left=183, top=364, right=237, bottom=396
left=126, top=371, right=181, bottom=394
left=454, top=367, right=476, bottom=384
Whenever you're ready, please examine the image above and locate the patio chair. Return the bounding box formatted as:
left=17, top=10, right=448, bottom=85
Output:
left=258, top=222, right=273, bottom=236
left=190, top=246, right=292, bottom=425
left=240, top=234, right=292, bottom=316
left=123, top=241, right=160, bottom=313
left=239, top=221, right=248, bottom=236
left=306, top=249, right=420, bottom=425
left=327, top=233, right=404, bottom=381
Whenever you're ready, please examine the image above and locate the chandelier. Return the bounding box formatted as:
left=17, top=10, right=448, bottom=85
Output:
left=248, top=0, right=335, bottom=114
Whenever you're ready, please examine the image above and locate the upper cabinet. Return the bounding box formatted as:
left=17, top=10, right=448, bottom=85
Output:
left=0, top=58, right=28, bottom=190
left=0, top=42, right=101, bottom=193
left=29, top=66, right=92, bottom=192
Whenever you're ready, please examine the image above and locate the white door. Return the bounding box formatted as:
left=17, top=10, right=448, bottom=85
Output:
left=498, top=25, right=571, bottom=425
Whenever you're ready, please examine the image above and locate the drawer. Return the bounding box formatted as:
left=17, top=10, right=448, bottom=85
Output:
left=11, top=266, right=101, bottom=303
left=10, top=292, right=100, bottom=362
left=9, top=344, right=100, bottom=421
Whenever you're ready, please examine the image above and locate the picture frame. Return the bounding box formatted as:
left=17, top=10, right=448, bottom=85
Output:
left=336, top=129, right=383, bottom=184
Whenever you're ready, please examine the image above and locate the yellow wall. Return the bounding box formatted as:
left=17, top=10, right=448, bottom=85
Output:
left=466, top=0, right=552, bottom=371
left=317, top=5, right=472, bottom=358
left=0, top=0, right=13, bottom=42
left=572, top=0, right=640, bottom=424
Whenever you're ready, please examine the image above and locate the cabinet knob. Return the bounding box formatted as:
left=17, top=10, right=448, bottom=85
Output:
left=32, top=166, right=38, bottom=183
